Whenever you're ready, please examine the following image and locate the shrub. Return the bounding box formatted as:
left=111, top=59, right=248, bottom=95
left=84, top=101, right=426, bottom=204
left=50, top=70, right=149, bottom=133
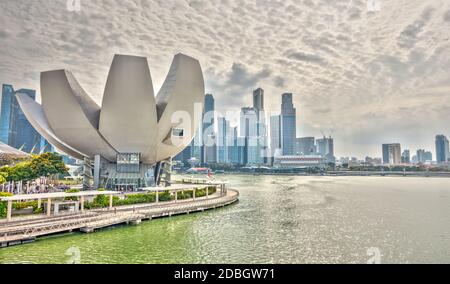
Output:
left=0, top=192, right=13, bottom=218
left=177, top=190, right=193, bottom=200
left=65, top=189, right=80, bottom=201
left=158, top=191, right=173, bottom=202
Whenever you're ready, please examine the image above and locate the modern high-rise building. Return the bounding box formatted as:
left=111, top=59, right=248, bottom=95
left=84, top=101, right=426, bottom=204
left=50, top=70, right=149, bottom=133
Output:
left=317, top=136, right=335, bottom=162
left=240, top=107, right=260, bottom=165
left=401, top=150, right=411, bottom=164
left=0, top=84, right=43, bottom=153
left=416, top=149, right=432, bottom=164
left=217, top=116, right=230, bottom=164
left=281, top=93, right=296, bottom=155
left=270, top=115, right=281, bottom=156
left=0, top=84, right=14, bottom=144
left=202, top=94, right=216, bottom=164
left=229, top=127, right=245, bottom=165
left=435, top=135, right=449, bottom=164
left=9, top=89, right=41, bottom=153
left=296, top=137, right=316, bottom=155
left=253, top=88, right=264, bottom=111
left=382, top=143, right=402, bottom=165
left=253, top=88, right=268, bottom=164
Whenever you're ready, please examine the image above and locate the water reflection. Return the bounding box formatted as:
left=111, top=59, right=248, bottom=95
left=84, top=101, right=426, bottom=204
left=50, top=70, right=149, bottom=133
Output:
left=0, top=175, right=449, bottom=264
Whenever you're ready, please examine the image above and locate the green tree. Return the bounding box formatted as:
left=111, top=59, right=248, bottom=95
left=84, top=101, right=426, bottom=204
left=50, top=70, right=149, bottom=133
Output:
left=10, top=161, right=36, bottom=181
left=29, top=152, right=68, bottom=178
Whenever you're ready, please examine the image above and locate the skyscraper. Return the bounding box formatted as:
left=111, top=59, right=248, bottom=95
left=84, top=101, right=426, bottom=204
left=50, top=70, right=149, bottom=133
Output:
left=416, top=149, right=432, bottom=164
left=9, top=89, right=41, bottom=153
left=435, top=135, right=449, bottom=164
left=401, top=150, right=411, bottom=164
left=0, top=84, right=14, bottom=144
left=202, top=94, right=216, bottom=164
left=0, top=84, right=42, bottom=153
left=217, top=116, right=230, bottom=164
left=270, top=115, right=281, bottom=156
left=382, top=143, right=402, bottom=165
left=281, top=93, right=296, bottom=155
left=240, top=107, right=259, bottom=165
left=253, top=88, right=264, bottom=111
left=317, top=136, right=335, bottom=162
left=296, top=137, right=316, bottom=155
left=229, top=127, right=245, bottom=165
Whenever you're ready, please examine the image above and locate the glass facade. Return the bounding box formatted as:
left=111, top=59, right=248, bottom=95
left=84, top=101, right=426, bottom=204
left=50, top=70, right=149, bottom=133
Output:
left=0, top=84, right=46, bottom=153
left=0, top=84, right=14, bottom=144
left=117, top=153, right=140, bottom=173
left=9, top=89, right=41, bottom=153
left=281, top=93, right=296, bottom=156
left=435, top=135, right=449, bottom=163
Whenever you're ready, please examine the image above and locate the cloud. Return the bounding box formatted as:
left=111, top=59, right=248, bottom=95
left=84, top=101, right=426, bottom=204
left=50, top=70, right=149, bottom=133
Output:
left=286, top=51, right=326, bottom=64
left=397, top=6, right=434, bottom=49
left=444, top=10, right=450, bottom=22
left=0, top=0, right=450, bottom=158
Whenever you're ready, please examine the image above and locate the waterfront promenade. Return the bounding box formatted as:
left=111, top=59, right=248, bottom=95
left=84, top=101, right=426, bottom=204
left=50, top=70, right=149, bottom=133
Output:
left=0, top=186, right=239, bottom=248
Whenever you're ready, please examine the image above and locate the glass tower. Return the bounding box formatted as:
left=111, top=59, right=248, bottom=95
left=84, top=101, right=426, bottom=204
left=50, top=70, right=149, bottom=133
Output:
left=217, top=116, right=230, bottom=164
left=202, top=94, right=216, bottom=164
left=0, top=84, right=14, bottom=144
left=1, top=85, right=43, bottom=153
left=9, top=89, right=41, bottom=153
left=281, top=93, right=296, bottom=155
left=435, top=135, right=449, bottom=164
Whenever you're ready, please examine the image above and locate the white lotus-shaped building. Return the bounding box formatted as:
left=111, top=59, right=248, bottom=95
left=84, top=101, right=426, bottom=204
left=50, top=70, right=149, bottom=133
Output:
left=16, top=53, right=205, bottom=189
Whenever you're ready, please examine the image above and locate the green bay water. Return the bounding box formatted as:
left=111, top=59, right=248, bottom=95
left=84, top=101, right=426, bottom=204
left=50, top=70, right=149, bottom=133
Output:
left=1, top=175, right=449, bottom=264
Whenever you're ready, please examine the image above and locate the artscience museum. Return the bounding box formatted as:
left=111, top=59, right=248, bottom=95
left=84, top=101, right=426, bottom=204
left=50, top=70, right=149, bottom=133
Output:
left=15, top=53, right=205, bottom=190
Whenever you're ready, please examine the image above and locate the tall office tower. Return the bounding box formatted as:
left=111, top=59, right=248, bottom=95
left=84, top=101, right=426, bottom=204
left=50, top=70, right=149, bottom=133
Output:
left=217, top=116, right=230, bottom=164
left=9, top=89, right=41, bottom=153
left=416, top=149, right=432, bottom=163
left=229, top=127, right=245, bottom=165
left=240, top=107, right=260, bottom=165
left=424, top=151, right=433, bottom=162
left=382, top=143, right=402, bottom=165
left=401, top=150, right=411, bottom=164
left=435, top=135, right=449, bottom=164
left=254, top=88, right=268, bottom=164
left=296, top=137, right=316, bottom=155
left=253, top=88, right=264, bottom=111
left=202, top=94, right=216, bottom=164
left=270, top=115, right=282, bottom=157
left=1, top=85, right=42, bottom=153
left=0, top=84, right=15, bottom=144
left=281, top=93, right=296, bottom=155
left=317, top=136, right=335, bottom=162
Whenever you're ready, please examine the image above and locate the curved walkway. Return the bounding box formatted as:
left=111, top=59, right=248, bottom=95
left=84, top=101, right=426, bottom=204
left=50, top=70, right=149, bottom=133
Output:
left=0, top=189, right=239, bottom=248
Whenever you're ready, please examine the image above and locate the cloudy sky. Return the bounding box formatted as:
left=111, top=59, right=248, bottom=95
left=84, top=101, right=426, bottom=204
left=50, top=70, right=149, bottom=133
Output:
left=1, top=0, right=450, bottom=158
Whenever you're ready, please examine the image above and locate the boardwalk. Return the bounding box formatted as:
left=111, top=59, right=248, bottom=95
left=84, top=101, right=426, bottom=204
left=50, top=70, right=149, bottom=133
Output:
left=0, top=189, right=239, bottom=248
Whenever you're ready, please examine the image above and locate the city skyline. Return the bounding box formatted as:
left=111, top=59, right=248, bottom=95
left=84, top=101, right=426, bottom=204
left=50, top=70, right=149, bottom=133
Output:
left=1, top=1, right=450, bottom=157
left=179, top=90, right=448, bottom=167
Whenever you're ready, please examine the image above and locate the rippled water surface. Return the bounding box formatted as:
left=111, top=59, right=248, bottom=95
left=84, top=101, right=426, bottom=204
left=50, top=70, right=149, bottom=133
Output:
left=1, top=175, right=449, bottom=264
